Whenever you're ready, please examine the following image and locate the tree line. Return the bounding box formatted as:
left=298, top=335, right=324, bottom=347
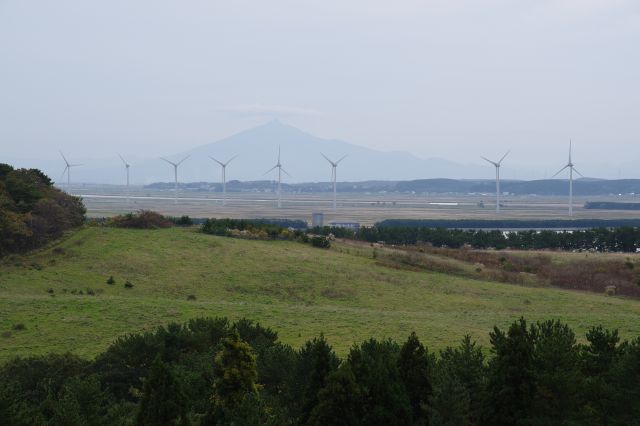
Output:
left=311, top=225, right=640, bottom=252
left=1, top=317, right=638, bottom=425
left=0, top=164, right=85, bottom=257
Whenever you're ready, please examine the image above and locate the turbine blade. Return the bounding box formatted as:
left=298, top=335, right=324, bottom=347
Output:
left=498, top=150, right=510, bottom=164
left=481, top=156, right=498, bottom=167
left=209, top=156, right=224, bottom=166
left=60, top=166, right=68, bottom=179
left=226, top=154, right=238, bottom=165
left=264, top=165, right=278, bottom=175
left=572, top=167, right=584, bottom=178
left=320, top=152, right=335, bottom=166
left=117, top=153, right=128, bottom=166
left=60, top=151, right=69, bottom=166
left=552, top=165, right=569, bottom=178
left=335, top=155, right=348, bottom=165
left=160, top=157, right=176, bottom=166
left=278, top=145, right=281, bottom=163
left=280, top=167, right=291, bottom=177
left=177, top=155, right=190, bottom=166
left=568, top=139, right=572, bottom=163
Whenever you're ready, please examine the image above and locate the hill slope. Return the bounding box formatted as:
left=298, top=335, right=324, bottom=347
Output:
left=1, top=226, right=639, bottom=361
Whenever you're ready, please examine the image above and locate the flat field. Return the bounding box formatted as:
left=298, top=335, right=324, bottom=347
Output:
left=1, top=226, right=639, bottom=362
left=70, top=184, right=640, bottom=225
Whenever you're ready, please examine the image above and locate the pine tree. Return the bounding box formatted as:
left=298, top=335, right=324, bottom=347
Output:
left=136, top=355, right=188, bottom=425
left=212, top=331, right=258, bottom=411
left=483, top=318, right=535, bottom=426
left=298, top=334, right=340, bottom=423
left=397, top=332, right=432, bottom=424
left=308, top=365, right=364, bottom=426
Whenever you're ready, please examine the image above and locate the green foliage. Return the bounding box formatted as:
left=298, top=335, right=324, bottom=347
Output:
left=212, top=332, right=258, bottom=411
left=397, top=332, right=433, bottom=423
left=136, top=355, right=189, bottom=425
left=310, top=235, right=331, bottom=248
left=0, top=165, right=85, bottom=256
left=308, top=365, right=364, bottom=426
left=107, top=210, right=173, bottom=229
left=1, top=317, right=640, bottom=425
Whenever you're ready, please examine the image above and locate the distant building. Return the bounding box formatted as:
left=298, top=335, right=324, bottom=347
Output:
left=329, top=221, right=360, bottom=231
left=312, top=212, right=324, bottom=227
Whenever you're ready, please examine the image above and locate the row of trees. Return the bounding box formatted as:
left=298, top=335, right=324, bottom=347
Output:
left=1, top=317, right=638, bottom=425
left=0, top=164, right=85, bottom=256
left=311, top=225, right=640, bottom=252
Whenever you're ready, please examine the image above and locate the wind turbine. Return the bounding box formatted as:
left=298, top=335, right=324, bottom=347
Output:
left=118, top=153, right=131, bottom=202
left=321, top=153, right=347, bottom=210
left=59, top=151, right=82, bottom=192
left=552, top=140, right=583, bottom=217
left=264, top=146, right=290, bottom=208
left=481, top=151, right=509, bottom=213
left=160, top=155, right=190, bottom=204
left=209, top=155, right=237, bottom=206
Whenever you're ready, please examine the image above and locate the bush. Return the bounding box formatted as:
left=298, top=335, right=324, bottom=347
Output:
left=12, top=323, right=26, bottom=331
left=187, top=294, right=197, bottom=301
left=168, top=215, right=194, bottom=226
left=311, top=236, right=331, bottom=249
left=106, top=276, right=115, bottom=285
left=107, top=210, right=172, bottom=229
left=124, top=281, right=134, bottom=289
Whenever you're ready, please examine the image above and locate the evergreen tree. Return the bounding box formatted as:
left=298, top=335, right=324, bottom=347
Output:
left=136, top=355, right=188, bottom=426
left=297, top=334, right=340, bottom=423
left=212, top=332, right=258, bottom=411
left=529, top=320, right=582, bottom=424
left=308, top=365, right=364, bottom=426
left=436, top=335, right=486, bottom=424
left=580, top=326, right=622, bottom=425
left=483, top=318, right=535, bottom=425
left=347, top=338, right=412, bottom=426
left=397, top=332, right=432, bottom=424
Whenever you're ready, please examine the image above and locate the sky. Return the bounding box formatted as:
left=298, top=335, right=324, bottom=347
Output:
left=1, top=0, right=639, bottom=178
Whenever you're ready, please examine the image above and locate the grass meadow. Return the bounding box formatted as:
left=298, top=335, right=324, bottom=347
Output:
left=1, top=226, right=639, bottom=361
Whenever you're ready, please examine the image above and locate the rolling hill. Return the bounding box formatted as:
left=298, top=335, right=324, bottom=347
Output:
left=1, top=226, right=639, bottom=361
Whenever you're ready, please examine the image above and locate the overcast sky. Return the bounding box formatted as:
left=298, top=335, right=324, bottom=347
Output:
left=1, top=0, right=639, bottom=177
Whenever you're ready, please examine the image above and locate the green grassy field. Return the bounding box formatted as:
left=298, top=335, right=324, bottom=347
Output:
left=1, top=226, right=639, bottom=362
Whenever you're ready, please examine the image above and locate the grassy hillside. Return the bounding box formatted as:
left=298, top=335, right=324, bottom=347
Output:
left=1, top=226, right=639, bottom=361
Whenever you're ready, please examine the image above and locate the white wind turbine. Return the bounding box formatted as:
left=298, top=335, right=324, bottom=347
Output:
left=481, top=151, right=509, bottom=213
left=117, top=153, right=131, bottom=202
left=160, top=155, right=190, bottom=204
left=321, top=153, right=347, bottom=211
left=59, top=151, right=82, bottom=192
left=209, top=155, right=237, bottom=206
left=264, top=146, right=290, bottom=208
left=552, top=140, right=583, bottom=217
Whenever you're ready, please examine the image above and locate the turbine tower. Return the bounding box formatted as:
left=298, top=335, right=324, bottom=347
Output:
left=264, top=146, right=290, bottom=208
left=160, top=155, right=190, bottom=204
left=481, top=151, right=509, bottom=213
left=118, top=153, right=131, bottom=203
left=59, top=151, right=82, bottom=192
left=321, top=153, right=347, bottom=211
left=209, top=155, right=237, bottom=206
left=552, top=140, right=583, bottom=216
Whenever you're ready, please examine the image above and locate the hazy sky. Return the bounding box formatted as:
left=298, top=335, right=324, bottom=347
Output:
left=1, top=0, right=639, bottom=176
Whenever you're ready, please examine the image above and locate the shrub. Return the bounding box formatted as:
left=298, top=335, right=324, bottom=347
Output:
left=168, top=215, right=194, bottom=226
left=46, top=288, right=54, bottom=294
left=107, top=210, right=172, bottom=229
left=187, top=294, right=197, bottom=301
left=311, top=236, right=331, bottom=249
left=86, top=288, right=95, bottom=296
left=106, top=276, right=115, bottom=285
left=12, top=323, right=26, bottom=331
left=124, top=281, right=134, bottom=289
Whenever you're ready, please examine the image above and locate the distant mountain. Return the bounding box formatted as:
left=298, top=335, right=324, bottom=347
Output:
left=5, top=120, right=490, bottom=184
left=134, top=120, right=490, bottom=184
